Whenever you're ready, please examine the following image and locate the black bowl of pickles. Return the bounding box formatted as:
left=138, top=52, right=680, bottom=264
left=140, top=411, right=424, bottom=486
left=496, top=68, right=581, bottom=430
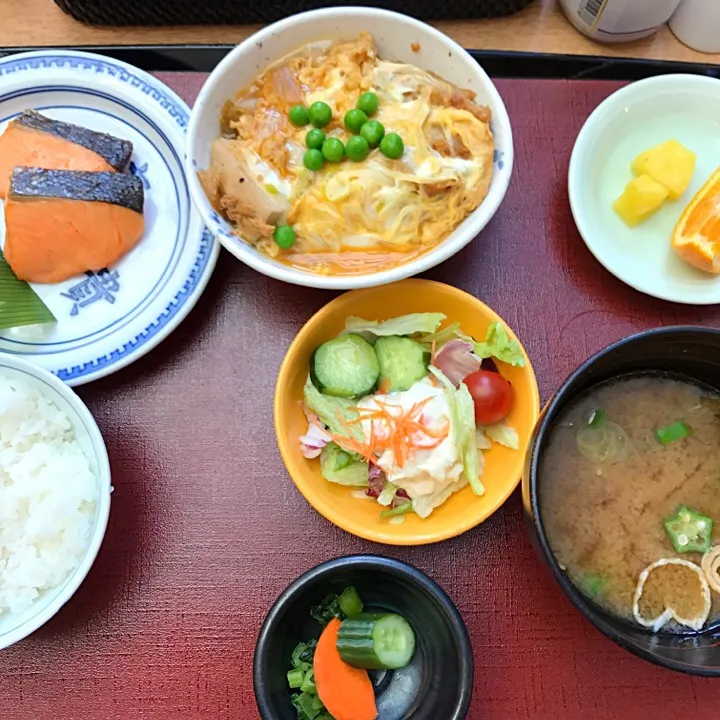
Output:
left=253, top=555, right=473, bottom=720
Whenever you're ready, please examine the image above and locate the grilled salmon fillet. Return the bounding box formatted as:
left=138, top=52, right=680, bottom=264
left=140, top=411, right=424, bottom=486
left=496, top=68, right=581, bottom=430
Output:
left=4, top=167, right=144, bottom=283
left=0, top=110, right=133, bottom=199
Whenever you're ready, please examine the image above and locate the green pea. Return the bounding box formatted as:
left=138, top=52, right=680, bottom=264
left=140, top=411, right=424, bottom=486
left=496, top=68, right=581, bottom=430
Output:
left=346, top=135, right=369, bottom=162
left=380, top=132, right=404, bottom=160
left=360, top=120, right=385, bottom=148
left=309, top=101, right=332, bottom=128
left=306, top=128, right=326, bottom=150
left=322, top=137, right=345, bottom=163
left=288, top=105, right=310, bottom=127
left=344, top=108, right=367, bottom=134
left=357, top=92, right=379, bottom=116
left=303, top=148, right=324, bottom=171
left=273, top=225, right=297, bottom=249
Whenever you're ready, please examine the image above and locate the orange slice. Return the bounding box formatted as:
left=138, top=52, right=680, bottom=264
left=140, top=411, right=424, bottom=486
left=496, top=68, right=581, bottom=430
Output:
left=671, top=167, right=720, bottom=274
left=633, top=558, right=711, bottom=632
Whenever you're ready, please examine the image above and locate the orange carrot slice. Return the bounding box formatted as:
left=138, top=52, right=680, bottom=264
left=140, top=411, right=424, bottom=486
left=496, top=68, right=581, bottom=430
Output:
left=314, top=617, right=378, bottom=720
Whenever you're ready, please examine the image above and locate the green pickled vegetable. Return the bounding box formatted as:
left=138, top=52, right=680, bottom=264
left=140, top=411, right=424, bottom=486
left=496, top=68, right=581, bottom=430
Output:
left=0, top=250, right=56, bottom=331
left=664, top=505, right=713, bottom=553
left=338, top=586, right=364, bottom=617
left=655, top=420, right=691, bottom=444
left=300, top=669, right=317, bottom=695
left=292, top=642, right=310, bottom=669
left=310, top=593, right=343, bottom=627
left=287, top=668, right=305, bottom=689
left=336, top=613, right=416, bottom=670
left=291, top=691, right=322, bottom=720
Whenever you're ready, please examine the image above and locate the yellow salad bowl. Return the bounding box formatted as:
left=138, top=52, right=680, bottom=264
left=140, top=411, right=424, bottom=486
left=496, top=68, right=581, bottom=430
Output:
left=274, top=279, right=541, bottom=545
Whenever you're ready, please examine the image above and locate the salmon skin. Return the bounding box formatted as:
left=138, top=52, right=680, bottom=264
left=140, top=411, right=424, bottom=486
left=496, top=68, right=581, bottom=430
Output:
left=10, top=167, right=144, bottom=212
left=4, top=167, right=145, bottom=284
left=14, top=111, right=133, bottom=172
left=0, top=110, right=134, bottom=198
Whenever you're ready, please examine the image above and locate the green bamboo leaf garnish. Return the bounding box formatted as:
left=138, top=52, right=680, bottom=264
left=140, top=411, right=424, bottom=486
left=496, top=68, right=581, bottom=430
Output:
left=0, top=249, right=56, bottom=330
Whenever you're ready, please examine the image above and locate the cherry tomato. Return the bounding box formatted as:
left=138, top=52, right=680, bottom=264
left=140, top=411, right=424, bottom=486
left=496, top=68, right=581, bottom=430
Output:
left=463, top=370, right=514, bottom=425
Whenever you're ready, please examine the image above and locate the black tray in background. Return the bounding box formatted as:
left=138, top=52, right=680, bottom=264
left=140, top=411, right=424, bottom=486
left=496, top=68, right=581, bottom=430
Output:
left=0, top=45, right=718, bottom=80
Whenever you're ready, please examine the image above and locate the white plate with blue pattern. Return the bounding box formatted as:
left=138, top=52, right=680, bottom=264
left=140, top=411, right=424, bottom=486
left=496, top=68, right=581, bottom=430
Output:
left=0, top=50, right=219, bottom=385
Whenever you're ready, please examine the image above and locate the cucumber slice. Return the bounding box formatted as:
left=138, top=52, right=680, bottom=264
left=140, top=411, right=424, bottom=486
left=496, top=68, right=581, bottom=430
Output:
left=374, top=335, right=428, bottom=392
left=336, top=613, right=416, bottom=670
left=312, top=334, right=379, bottom=397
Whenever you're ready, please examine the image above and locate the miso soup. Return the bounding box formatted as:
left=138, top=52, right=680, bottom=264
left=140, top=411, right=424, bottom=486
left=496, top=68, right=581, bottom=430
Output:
left=540, top=374, right=720, bottom=632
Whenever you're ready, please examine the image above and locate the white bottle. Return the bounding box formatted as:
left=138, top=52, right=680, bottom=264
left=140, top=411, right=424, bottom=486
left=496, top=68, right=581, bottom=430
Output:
left=559, top=0, right=683, bottom=43
left=670, top=0, right=720, bottom=53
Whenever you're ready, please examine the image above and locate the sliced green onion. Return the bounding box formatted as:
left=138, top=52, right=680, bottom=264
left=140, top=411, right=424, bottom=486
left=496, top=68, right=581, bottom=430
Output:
left=576, top=421, right=627, bottom=464
left=0, top=250, right=55, bottom=331
left=311, top=695, right=325, bottom=712
left=287, top=668, right=304, bottom=689
left=587, top=408, right=606, bottom=427
left=338, top=586, right=364, bottom=617
left=380, top=502, right=414, bottom=519
left=377, top=481, right=398, bottom=506
left=291, top=692, right=319, bottom=718
left=291, top=642, right=308, bottom=668
left=579, top=572, right=607, bottom=598
left=300, top=669, right=317, bottom=695
left=655, top=420, right=691, bottom=444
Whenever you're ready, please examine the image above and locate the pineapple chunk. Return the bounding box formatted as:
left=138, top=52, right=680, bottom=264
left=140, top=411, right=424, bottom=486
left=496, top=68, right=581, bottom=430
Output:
left=631, top=140, right=696, bottom=199
left=613, top=174, right=669, bottom=227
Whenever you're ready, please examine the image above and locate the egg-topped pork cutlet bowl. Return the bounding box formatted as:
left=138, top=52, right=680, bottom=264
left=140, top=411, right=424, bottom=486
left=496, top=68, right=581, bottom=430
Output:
left=186, top=8, right=513, bottom=290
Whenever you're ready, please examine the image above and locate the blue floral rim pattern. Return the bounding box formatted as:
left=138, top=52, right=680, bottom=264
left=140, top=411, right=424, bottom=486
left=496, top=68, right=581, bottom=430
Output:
left=0, top=52, right=218, bottom=383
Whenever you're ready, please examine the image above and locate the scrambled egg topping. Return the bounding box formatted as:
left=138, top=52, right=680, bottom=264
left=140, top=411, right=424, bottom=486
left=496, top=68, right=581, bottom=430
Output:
left=211, top=32, right=494, bottom=273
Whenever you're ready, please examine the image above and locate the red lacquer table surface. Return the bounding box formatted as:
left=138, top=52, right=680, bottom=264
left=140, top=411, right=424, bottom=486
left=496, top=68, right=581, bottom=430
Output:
left=2, top=76, right=720, bottom=720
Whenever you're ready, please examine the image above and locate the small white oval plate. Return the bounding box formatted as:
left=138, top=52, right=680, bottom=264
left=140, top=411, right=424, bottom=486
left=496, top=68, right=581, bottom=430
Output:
left=0, top=51, right=219, bottom=384
left=569, top=74, right=720, bottom=305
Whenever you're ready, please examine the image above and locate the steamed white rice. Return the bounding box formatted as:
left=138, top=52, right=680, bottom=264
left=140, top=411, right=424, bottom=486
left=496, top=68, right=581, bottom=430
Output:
left=0, top=374, right=98, bottom=615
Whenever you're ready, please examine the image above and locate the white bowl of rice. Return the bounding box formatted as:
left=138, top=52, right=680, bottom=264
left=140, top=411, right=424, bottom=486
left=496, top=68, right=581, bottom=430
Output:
left=0, top=354, right=110, bottom=650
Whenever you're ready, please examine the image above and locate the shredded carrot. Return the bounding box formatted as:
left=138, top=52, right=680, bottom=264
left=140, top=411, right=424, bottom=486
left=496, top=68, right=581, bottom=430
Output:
left=377, top=377, right=391, bottom=394
left=430, top=339, right=437, bottom=366
left=331, top=395, right=449, bottom=468
left=314, top=618, right=378, bottom=720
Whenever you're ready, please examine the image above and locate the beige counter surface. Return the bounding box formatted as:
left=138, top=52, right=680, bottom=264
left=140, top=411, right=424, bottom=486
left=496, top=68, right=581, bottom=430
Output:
left=2, top=0, right=719, bottom=65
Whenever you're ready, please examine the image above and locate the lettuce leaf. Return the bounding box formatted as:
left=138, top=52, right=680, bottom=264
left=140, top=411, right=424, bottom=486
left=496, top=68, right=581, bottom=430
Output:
left=344, top=313, right=446, bottom=338
left=412, top=475, right=468, bottom=519
left=428, top=366, right=485, bottom=496
left=377, top=481, right=398, bottom=506
left=482, top=423, right=520, bottom=450
left=417, top=321, right=474, bottom=350
left=303, top=376, right=363, bottom=443
left=473, top=322, right=525, bottom=367
left=320, top=444, right=369, bottom=487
